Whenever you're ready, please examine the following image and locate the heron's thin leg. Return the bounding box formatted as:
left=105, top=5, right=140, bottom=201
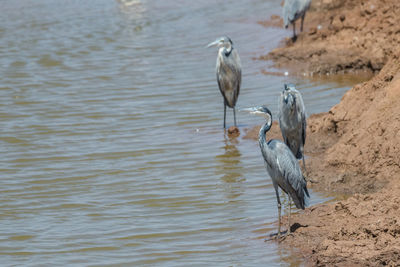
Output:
left=292, top=21, right=296, bottom=39
left=274, top=185, right=282, bottom=237
left=301, top=13, right=305, bottom=32
left=233, top=108, right=237, bottom=127
left=223, top=101, right=227, bottom=129
left=288, top=196, right=292, bottom=233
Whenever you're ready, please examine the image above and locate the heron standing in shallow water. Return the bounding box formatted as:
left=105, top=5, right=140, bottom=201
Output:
left=283, top=0, right=312, bottom=40
left=207, top=36, right=241, bottom=129
left=278, top=84, right=307, bottom=172
left=242, top=106, right=309, bottom=238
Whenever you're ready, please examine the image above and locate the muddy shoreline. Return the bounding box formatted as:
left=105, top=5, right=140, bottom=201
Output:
left=251, top=0, right=400, bottom=265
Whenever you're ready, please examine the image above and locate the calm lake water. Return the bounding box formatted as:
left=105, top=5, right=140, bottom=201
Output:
left=1, top=0, right=367, bottom=266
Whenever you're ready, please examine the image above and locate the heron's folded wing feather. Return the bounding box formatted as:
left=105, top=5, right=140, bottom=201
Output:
left=216, top=53, right=241, bottom=107
left=275, top=142, right=308, bottom=200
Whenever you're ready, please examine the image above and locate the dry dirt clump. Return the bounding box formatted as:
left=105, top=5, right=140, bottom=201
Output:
left=227, top=126, right=240, bottom=138
left=260, top=0, right=400, bottom=75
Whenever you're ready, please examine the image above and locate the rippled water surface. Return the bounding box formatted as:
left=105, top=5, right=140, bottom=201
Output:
left=1, top=0, right=368, bottom=266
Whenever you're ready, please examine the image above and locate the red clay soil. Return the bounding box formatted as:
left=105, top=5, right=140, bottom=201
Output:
left=247, top=0, right=400, bottom=265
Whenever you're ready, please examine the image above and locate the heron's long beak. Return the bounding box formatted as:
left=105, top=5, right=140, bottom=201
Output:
left=241, top=106, right=271, bottom=119
left=206, top=40, right=219, bottom=48
left=240, top=107, right=263, bottom=115
left=240, top=107, right=257, bottom=113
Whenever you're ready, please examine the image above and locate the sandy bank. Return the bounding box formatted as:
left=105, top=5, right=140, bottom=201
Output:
left=248, top=0, right=400, bottom=265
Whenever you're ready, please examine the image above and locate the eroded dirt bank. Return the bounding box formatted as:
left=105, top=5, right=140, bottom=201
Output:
left=248, top=0, right=400, bottom=265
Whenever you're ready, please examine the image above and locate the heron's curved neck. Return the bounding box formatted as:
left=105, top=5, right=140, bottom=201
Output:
left=258, top=117, right=272, bottom=147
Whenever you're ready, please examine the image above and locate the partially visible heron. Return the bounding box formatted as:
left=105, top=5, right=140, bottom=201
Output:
left=283, top=0, right=312, bottom=39
left=207, top=36, right=241, bottom=129
left=242, top=105, right=309, bottom=238
left=278, top=84, right=307, bottom=172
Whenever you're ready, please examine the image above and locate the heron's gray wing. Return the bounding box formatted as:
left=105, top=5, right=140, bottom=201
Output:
left=216, top=50, right=241, bottom=108
left=278, top=93, right=289, bottom=145
left=231, top=49, right=241, bottom=102
left=282, top=0, right=293, bottom=26
left=216, top=68, right=233, bottom=107
left=292, top=89, right=307, bottom=145
left=283, top=0, right=301, bottom=23
left=274, top=141, right=309, bottom=209
left=216, top=73, right=224, bottom=98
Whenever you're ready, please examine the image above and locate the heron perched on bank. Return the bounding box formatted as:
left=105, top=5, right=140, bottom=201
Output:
left=283, top=0, right=312, bottom=39
left=278, top=84, right=307, bottom=172
left=242, top=106, right=309, bottom=238
left=207, top=36, right=241, bottom=129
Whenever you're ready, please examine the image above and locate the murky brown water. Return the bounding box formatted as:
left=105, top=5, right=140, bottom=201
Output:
left=0, top=0, right=369, bottom=266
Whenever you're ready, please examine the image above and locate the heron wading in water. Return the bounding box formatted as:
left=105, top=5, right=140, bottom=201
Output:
left=207, top=36, right=241, bottom=129
left=242, top=106, right=309, bottom=238
left=283, top=0, right=312, bottom=40
left=278, top=84, right=307, bottom=172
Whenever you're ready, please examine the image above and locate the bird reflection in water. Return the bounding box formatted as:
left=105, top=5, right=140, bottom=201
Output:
left=117, top=0, right=147, bottom=24
left=215, top=134, right=245, bottom=200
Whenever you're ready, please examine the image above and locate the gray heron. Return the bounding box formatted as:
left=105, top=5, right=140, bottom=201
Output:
left=283, top=0, right=312, bottom=39
left=242, top=105, right=309, bottom=238
left=207, top=36, right=242, bottom=129
left=278, top=84, right=307, bottom=172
